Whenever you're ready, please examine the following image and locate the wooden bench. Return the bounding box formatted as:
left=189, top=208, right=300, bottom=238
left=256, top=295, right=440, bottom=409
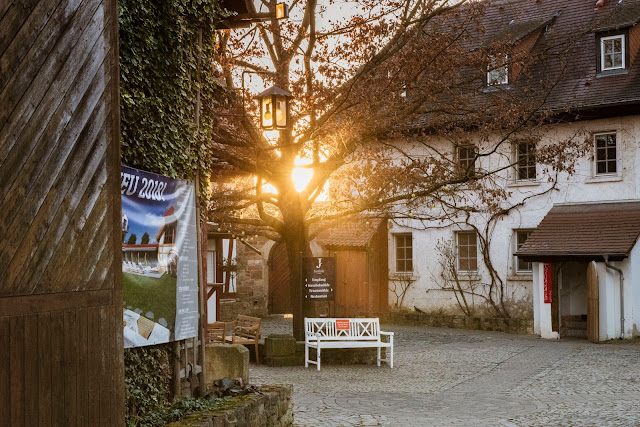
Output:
left=224, top=315, right=262, bottom=364
left=206, top=321, right=226, bottom=343
left=304, top=318, right=394, bottom=371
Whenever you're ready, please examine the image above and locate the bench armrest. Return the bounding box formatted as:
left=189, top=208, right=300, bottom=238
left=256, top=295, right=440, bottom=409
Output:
left=235, top=323, right=259, bottom=331
left=233, top=324, right=260, bottom=340
left=380, top=331, right=394, bottom=336
left=305, top=332, right=321, bottom=342
left=226, top=320, right=237, bottom=329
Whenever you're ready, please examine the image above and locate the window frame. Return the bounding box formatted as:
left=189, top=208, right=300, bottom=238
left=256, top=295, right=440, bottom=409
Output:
left=514, top=229, right=534, bottom=274
left=593, top=131, right=619, bottom=177
left=600, top=34, right=626, bottom=71
left=456, top=231, right=478, bottom=273
left=514, top=141, right=537, bottom=182
left=457, top=145, right=477, bottom=176
left=394, top=233, right=413, bottom=274
left=487, top=54, right=509, bottom=86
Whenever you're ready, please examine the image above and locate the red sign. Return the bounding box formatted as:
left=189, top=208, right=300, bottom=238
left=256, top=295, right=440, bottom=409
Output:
left=336, top=319, right=350, bottom=330
left=543, top=263, right=552, bottom=304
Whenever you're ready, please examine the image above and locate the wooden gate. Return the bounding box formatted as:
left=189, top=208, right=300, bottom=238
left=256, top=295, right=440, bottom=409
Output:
left=335, top=250, right=368, bottom=316
left=587, top=261, right=600, bottom=343
left=268, top=242, right=291, bottom=314
left=0, top=0, right=124, bottom=424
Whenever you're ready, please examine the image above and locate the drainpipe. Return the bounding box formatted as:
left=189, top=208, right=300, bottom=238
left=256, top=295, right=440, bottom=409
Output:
left=604, top=256, right=625, bottom=339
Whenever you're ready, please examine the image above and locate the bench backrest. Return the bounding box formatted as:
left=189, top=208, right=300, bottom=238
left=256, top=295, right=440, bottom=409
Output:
left=206, top=322, right=226, bottom=343
left=305, top=318, right=381, bottom=341
left=233, top=315, right=261, bottom=340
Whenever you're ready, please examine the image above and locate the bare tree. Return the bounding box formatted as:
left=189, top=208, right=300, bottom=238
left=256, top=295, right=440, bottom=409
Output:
left=208, top=0, right=591, bottom=338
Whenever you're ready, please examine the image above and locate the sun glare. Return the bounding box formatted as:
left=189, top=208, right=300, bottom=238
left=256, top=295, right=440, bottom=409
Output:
left=292, top=156, right=313, bottom=192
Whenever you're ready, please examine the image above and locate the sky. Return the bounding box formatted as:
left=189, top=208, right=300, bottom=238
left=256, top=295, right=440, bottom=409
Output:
left=121, top=167, right=179, bottom=244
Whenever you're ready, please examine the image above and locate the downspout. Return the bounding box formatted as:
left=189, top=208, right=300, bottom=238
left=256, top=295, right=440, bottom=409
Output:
left=604, top=256, right=625, bottom=339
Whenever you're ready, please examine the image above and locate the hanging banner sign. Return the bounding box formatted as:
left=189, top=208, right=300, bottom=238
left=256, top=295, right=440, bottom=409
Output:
left=543, top=263, right=552, bottom=304
left=121, top=166, right=199, bottom=348
left=303, top=257, right=336, bottom=301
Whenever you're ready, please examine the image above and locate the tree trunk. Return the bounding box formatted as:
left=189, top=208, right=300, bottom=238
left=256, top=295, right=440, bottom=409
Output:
left=284, top=232, right=305, bottom=340
left=281, top=198, right=309, bottom=340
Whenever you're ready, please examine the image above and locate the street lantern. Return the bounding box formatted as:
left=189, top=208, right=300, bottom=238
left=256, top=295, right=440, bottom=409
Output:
left=257, top=85, right=292, bottom=130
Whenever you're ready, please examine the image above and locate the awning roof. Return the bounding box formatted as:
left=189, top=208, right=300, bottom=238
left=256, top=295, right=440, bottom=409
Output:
left=316, top=218, right=385, bottom=249
left=516, top=201, right=640, bottom=262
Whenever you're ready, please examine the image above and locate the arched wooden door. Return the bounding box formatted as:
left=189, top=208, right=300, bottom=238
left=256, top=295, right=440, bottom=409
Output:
left=587, top=261, right=600, bottom=343
left=268, top=242, right=292, bottom=314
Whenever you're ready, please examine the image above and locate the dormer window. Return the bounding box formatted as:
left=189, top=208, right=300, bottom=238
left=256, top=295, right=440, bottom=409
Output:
left=487, top=55, right=508, bottom=85
left=600, top=34, right=625, bottom=71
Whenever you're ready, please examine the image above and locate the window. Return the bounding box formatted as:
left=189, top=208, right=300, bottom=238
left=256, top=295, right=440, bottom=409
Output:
left=458, top=145, right=477, bottom=176
left=487, top=55, right=508, bottom=85
left=222, top=238, right=237, bottom=294
left=515, top=141, right=536, bottom=181
left=600, top=35, right=625, bottom=71
left=164, top=227, right=175, bottom=244
left=594, top=132, right=617, bottom=175
left=395, top=234, right=413, bottom=273
left=515, top=230, right=533, bottom=273
left=456, top=232, right=478, bottom=272
left=206, top=250, right=216, bottom=284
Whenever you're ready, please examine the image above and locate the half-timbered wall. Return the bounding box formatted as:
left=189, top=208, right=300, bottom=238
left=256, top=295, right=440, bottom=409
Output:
left=0, top=0, right=124, bottom=424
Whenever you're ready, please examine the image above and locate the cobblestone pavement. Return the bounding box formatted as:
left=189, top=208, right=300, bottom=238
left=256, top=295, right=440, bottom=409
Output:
left=251, top=316, right=640, bottom=426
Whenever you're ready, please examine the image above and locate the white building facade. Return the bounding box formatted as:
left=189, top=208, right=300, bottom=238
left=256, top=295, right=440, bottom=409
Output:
left=387, top=0, right=640, bottom=341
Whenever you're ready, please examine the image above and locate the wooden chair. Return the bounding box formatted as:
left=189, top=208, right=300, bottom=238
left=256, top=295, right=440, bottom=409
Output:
left=206, top=321, right=226, bottom=343
left=225, top=315, right=262, bottom=364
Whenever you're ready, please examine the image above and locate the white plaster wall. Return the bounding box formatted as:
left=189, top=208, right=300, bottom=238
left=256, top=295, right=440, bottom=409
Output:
left=629, top=242, right=640, bottom=337
left=532, top=262, right=540, bottom=334
left=534, top=263, right=559, bottom=339
left=606, top=243, right=640, bottom=340
left=597, top=262, right=618, bottom=340
left=389, top=114, right=640, bottom=320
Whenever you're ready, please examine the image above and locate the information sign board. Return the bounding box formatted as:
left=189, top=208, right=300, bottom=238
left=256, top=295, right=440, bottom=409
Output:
left=303, top=257, right=336, bottom=301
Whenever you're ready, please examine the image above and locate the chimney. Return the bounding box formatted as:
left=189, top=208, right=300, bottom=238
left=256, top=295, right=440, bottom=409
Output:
left=595, top=0, right=606, bottom=10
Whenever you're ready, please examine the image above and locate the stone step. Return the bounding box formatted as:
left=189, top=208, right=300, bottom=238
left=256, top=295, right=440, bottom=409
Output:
left=560, top=328, right=588, bottom=338
left=562, top=320, right=587, bottom=329
left=561, top=315, right=587, bottom=329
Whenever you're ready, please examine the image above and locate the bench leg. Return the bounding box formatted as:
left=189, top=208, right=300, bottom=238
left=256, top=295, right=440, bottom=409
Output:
left=255, top=342, right=260, bottom=365
left=305, top=344, right=309, bottom=368
left=390, top=344, right=394, bottom=368
left=377, top=346, right=381, bottom=367
left=317, top=347, right=321, bottom=371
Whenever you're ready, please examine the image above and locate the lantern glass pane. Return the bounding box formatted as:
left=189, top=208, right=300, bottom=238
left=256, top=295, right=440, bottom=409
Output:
left=261, top=97, right=273, bottom=129
left=275, top=96, right=287, bottom=127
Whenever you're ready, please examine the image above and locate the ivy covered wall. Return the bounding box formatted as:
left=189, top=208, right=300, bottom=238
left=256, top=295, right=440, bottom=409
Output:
left=119, top=0, right=223, bottom=181
left=118, top=0, right=224, bottom=423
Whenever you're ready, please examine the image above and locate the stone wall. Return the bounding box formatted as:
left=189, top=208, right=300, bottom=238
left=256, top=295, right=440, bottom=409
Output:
left=262, top=335, right=379, bottom=367
left=168, top=385, right=293, bottom=427
left=219, top=237, right=269, bottom=321
left=381, top=311, right=534, bottom=334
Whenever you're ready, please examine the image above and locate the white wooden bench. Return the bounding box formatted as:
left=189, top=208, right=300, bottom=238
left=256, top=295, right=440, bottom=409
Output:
left=304, top=318, right=394, bottom=371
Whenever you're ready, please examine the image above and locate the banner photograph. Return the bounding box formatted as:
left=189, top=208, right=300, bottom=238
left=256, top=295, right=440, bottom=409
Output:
left=121, top=166, right=200, bottom=348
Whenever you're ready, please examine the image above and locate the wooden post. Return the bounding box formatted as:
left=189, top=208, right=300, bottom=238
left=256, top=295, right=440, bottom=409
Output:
left=172, top=341, right=181, bottom=399
left=194, top=27, right=208, bottom=394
